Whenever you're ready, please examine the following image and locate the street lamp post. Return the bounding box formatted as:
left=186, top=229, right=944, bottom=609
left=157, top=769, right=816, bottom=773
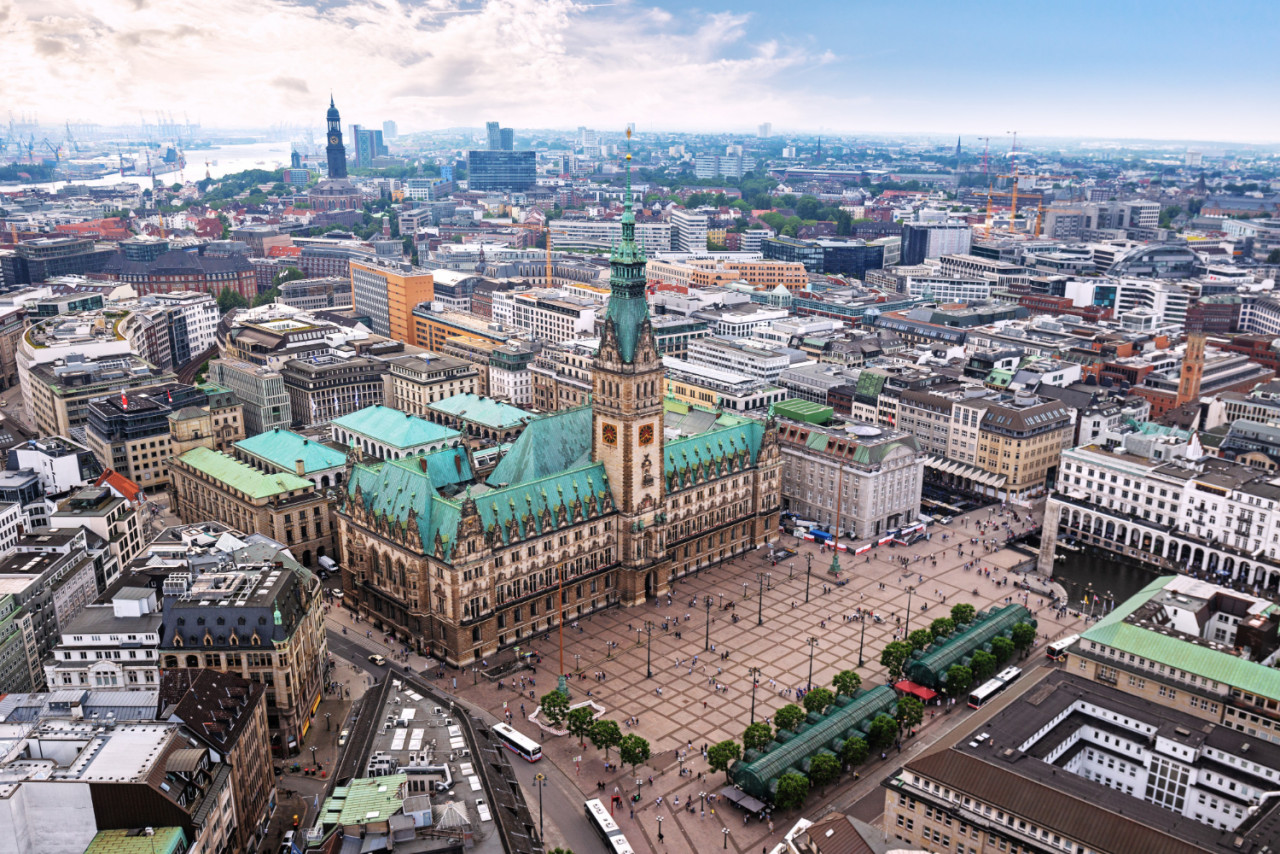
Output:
left=325, top=712, right=331, bottom=732
left=806, top=637, right=818, bottom=692
left=742, top=581, right=748, bottom=599
left=657, top=815, right=664, bottom=844
left=723, top=827, right=730, bottom=849
left=749, top=667, right=761, bottom=724
left=309, top=746, right=317, bottom=769
left=904, top=586, right=915, bottom=636
left=645, top=621, right=653, bottom=679
left=805, top=553, right=812, bottom=604
left=789, top=560, right=794, bottom=580
left=535, top=773, right=545, bottom=840
left=472, top=666, right=478, bottom=686
left=574, top=653, right=581, bottom=673
left=756, top=573, right=766, bottom=626
left=704, top=596, right=712, bottom=652
left=858, top=610, right=867, bottom=668
left=718, top=592, right=724, bottom=609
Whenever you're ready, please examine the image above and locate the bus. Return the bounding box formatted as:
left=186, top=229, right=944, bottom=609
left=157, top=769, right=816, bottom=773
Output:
left=491, top=722, right=542, bottom=762
left=1046, top=634, right=1080, bottom=662
left=585, top=798, right=636, bottom=854
left=967, top=666, right=1023, bottom=710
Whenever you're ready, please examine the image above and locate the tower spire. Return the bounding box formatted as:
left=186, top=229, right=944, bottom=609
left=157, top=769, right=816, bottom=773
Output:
left=624, top=126, right=633, bottom=215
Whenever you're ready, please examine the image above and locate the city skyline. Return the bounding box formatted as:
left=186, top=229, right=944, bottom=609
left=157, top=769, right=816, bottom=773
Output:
left=5, top=0, right=1279, bottom=142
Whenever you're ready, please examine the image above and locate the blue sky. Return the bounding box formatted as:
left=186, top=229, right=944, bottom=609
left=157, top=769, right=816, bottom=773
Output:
left=3, top=0, right=1276, bottom=142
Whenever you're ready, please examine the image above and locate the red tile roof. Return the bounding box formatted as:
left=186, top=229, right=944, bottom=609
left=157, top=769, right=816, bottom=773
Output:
left=95, top=469, right=145, bottom=503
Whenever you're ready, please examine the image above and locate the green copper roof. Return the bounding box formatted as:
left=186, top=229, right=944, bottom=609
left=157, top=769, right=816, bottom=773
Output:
left=665, top=420, right=765, bottom=490
left=426, top=393, right=531, bottom=431
left=334, top=774, right=407, bottom=826
left=772, top=399, right=833, bottom=425
left=854, top=371, right=886, bottom=399
left=236, top=428, right=347, bottom=474
left=488, top=406, right=593, bottom=486
left=85, top=828, right=186, bottom=854
left=1081, top=576, right=1280, bottom=701
left=178, top=446, right=313, bottom=499
left=602, top=142, right=650, bottom=363
left=333, top=404, right=462, bottom=448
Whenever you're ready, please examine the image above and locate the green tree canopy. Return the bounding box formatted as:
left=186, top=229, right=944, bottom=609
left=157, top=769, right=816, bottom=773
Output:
left=808, top=752, right=840, bottom=790
left=945, top=664, right=974, bottom=697
left=832, top=669, right=862, bottom=697
left=1011, top=623, right=1037, bottom=652
left=930, top=617, right=956, bottom=639
left=774, top=703, right=806, bottom=733
left=216, top=286, right=249, bottom=314
left=907, top=629, right=933, bottom=651
left=589, top=719, right=621, bottom=759
left=970, top=649, right=997, bottom=683
left=566, top=707, right=595, bottom=748
left=881, top=641, right=913, bottom=682
left=803, top=687, right=836, bottom=716
left=707, top=740, right=741, bottom=782
left=774, top=772, right=809, bottom=810
left=619, top=734, right=651, bottom=773
left=273, top=266, right=306, bottom=287
left=539, top=690, right=569, bottom=729
left=743, top=722, right=772, bottom=752
left=867, top=714, right=897, bottom=750
left=950, top=603, right=977, bottom=625
left=990, top=635, right=1015, bottom=665
left=840, top=736, right=868, bottom=768
left=253, top=287, right=280, bottom=308
left=895, top=696, right=924, bottom=733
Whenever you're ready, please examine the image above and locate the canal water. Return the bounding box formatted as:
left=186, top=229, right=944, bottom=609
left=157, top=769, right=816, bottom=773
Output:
left=1050, top=547, right=1163, bottom=614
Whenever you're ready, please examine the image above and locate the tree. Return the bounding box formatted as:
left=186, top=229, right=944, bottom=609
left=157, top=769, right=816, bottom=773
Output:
left=774, top=703, right=806, bottom=733
left=253, top=287, right=280, bottom=307
left=589, top=719, right=621, bottom=760
left=832, top=669, right=861, bottom=697
left=866, top=714, right=897, bottom=750
left=618, top=734, right=651, bottom=773
left=273, top=266, right=306, bottom=287
left=945, top=664, right=973, bottom=697
left=1268, top=249, right=1280, bottom=264
left=950, top=603, right=976, bottom=626
left=217, top=286, right=249, bottom=314
left=169, top=182, right=183, bottom=192
left=803, top=687, right=836, bottom=716
left=990, top=635, right=1015, bottom=665
left=840, top=736, right=868, bottom=768
left=808, top=752, right=840, bottom=791
left=742, top=722, right=772, bottom=752
left=539, top=690, right=569, bottom=729
left=773, top=772, right=809, bottom=810
left=707, top=740, right=741, bottom=781
left=1011, top=622, right=1037, bottom=653
left=895, top=696, right=924, bottom=733
left=566, top=706, right=595, bottom=748
left=880, top=641, right=913, bottom=682
left=970, top=649, right=997, bottom=683
left=907, top=629, right=933, bottom=651
left=929, top=617, right=956, bottom=639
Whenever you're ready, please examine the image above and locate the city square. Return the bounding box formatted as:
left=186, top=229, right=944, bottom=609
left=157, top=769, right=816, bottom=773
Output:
left=450, top=502, right=1087, bottom=853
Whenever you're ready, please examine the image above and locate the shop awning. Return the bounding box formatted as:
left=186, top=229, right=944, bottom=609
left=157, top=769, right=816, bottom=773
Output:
left=894, top=680, right=939, bottom=701
left=720, top=786, right=768, bottom=813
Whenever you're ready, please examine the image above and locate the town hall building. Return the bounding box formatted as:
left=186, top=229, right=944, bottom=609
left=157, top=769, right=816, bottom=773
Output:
left=335, top=141, right=782, bottom=665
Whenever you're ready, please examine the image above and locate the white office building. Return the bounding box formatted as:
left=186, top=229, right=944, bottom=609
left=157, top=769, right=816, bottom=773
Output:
left=670, top=210, right=710, bottom=253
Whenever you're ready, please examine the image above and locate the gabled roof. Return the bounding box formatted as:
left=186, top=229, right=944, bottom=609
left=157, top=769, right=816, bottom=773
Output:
left=332, top=404, right=462, bottom=449
left=488, top=406, right=592, bottom=486
left=665, top=421, right=765, bottom=490
left=236, top=428, right=347, bottom=473
left=95, top=469, right=144, bottom=503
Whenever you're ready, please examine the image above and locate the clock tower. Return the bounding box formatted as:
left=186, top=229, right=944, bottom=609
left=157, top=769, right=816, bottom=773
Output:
left=592, top=129, right=668, bottom=604
left=325, top=96, right=348, bottom=179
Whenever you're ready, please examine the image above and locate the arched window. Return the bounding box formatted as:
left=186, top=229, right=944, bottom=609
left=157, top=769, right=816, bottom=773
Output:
left=185, top=655, right=199, bottom=667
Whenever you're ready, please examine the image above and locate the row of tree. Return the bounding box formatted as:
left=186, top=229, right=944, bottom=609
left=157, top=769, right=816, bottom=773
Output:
left=537, top=691, right=652, bottom=773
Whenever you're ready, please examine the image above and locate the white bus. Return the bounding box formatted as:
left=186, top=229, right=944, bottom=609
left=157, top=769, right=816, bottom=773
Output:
left=584, top=798, right=636, bottom=854
left=1046, top=634, right=1080, bottom=661
left=967, top=666, right=1022, bottom=710
left=491, top=722, right=542, bottom=762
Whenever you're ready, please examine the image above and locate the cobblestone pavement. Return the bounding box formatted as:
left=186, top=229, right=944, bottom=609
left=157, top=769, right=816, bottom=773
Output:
left=454, top=502, right=1087, bottom=853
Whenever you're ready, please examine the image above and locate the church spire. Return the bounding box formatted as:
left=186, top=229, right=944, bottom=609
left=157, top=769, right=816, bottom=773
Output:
left=599, top=126, right=649, bottom=364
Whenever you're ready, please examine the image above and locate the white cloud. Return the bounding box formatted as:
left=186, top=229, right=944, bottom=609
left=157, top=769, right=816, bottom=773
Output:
left=2, top=0, right=841, bottom=133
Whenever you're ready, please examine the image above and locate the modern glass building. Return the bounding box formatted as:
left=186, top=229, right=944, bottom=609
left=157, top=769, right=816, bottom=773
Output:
left=467, top=150, right=536, bottom=191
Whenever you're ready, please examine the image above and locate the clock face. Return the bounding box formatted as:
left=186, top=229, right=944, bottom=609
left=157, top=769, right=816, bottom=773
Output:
left=329, top=134, right=340, bottom=145
left=638, top=424, right=654, bottom=445
left=602, top=423, right=617, bottom=446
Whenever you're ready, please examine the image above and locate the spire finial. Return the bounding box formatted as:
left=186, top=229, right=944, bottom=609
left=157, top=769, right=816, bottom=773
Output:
left=623, top=125, right=633, bottom=215
left=330, top=91, right=334, bottom=108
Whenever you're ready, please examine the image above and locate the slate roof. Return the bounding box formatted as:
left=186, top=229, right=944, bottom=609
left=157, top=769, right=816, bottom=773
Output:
left=159, top=668, right=264, bottom=751
left=99, top=248, right=254, bottom=278
left=332, top=404, right=462, bottom=448
left=175, top=446, right=313, bottom=499
left=236, top=428, right=347, bottom=473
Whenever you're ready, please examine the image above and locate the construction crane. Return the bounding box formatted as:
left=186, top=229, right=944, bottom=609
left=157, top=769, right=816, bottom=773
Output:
left=506, top=222, right=568, bottom=288
left=1006, top=131, right=1019, bottom=228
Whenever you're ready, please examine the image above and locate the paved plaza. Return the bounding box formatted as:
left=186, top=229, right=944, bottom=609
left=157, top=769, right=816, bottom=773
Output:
left=453, top=503, right=1089, bottom=853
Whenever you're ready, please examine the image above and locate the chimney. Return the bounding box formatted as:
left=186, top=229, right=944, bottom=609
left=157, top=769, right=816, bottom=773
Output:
left=295, top=459, right=305, bottom=476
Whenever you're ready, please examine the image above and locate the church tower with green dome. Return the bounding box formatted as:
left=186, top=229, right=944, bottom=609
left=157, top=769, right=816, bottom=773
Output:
left=592, top=128, right=669, bottom=604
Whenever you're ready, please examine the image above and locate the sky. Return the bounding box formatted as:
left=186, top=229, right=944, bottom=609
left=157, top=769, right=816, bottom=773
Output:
left=3, top=0, right=1278, bottom=143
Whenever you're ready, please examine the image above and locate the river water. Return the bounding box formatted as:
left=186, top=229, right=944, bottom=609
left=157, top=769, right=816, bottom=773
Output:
left=0, top=141, right=293, bottom=193
left=1050, top=547, right=1163, bottom=614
